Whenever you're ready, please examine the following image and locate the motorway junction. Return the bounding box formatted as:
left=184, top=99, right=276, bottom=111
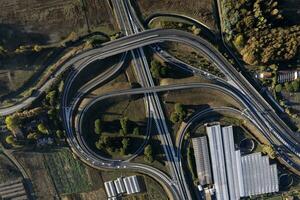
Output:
left=1, top=1, right=300, bottom=200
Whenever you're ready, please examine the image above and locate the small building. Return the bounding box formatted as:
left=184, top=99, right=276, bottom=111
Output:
left=123, top=175, right=141, bottom=195
left=114, top=178, right=126, bottom=195
left=104, top=181, right=117, bottom=198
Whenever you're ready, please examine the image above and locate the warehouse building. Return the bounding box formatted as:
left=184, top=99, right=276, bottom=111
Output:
left=124, top=175, right=141, bottom=195
left=114, top=178, right=126, bottom=195
left=192, top=136, right=212, bottom=185
left=104, top=175, right=142, bottom=199
left=206, top=125, right=279, bottom=200
left=104, top=181, right=117, bottom=198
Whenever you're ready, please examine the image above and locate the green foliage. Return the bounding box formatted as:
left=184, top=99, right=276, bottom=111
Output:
left=5, top=135, right=15, bottom=145
left=274, top=84, right=282, bottom=93
left=187, top=144, right=197, bottom=180
left=171, top=103, right=187, bottom=123
left=292, top=80, right=299, bottom=92
left=5, top=116, right=19, bottom=132
left=46, top=90, right=57, bottom=106
left=285, top=82, right=294, bottom=93
left=95, top=139, right=104, bottom=150
left=262, top=144, right=276, bottom=159
left=222, top=0, right=300, bottom=65
left=94, top=119, right=102, bottom=135
left=233, top=34, right=245, bottom=49
left=122, top=138, right=130, bottom=154
left=144, top=144, right=154, bottom=163
left=27, top=132, right=38, bottom=140
left=170, top=112, right=179, bottom=123
left=133, top=127, right=140, bottom=135
left=150, top=60, right=161, bottom=79
left=37, top=123, right=49, bottom=135
left=56, top=130, right=63, bottom=139
left=120, top=117, right=128, bottom=135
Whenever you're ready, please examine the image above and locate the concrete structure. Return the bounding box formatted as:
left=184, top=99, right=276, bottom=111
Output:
left=206, top=125, right=279, bottom=200
left=192, top=136, right=212, bottom=185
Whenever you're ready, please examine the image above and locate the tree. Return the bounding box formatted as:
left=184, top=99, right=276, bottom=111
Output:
left=120, top=117, right=129, bottom=135
left=5, top=116, right=19, bottom=132
left=5, top=135, right=15, bottom=146
left=150, top=60, right=161, bottom=79
left=94, top=119, right=102, bottom=134
left=170, top=112, right=179, bottom=123
left=133, top=127, right=140, bottom=135
left=144, top=144, right=154, bottom=163
left=56, top=130, right=63, bottom=139
left=160, top=66, right=168, bottom=77
left=275, top=84, right=282, bottom=93
left=37, top=123, right=48, bottom=135
left=262, top=144, right=276, bottom=159
left=234, top=34, right=245, bottom=49
left=292, top=80, right=299, bottom=92
left=175, top=103, right=184, bottom=113
left=95, top=139, right=104, bottom=150
left=285, top=82, right=294, bottom=93
left=27, top=132, right=38, bottom=140
left=122, top=138, right=130, bottom=154
left=46, top=90, right=57, bottom=106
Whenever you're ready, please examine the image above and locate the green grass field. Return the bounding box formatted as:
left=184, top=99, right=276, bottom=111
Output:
left=43, top=150, right=93, bottom=195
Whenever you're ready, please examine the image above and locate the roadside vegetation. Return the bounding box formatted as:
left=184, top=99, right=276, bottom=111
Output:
left=2, top=76, right=65, bottom=149
left=160, top=42, right=225, bottom=79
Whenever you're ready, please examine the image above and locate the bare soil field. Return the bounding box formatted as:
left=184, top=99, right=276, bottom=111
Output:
left=0, top=0, right=116, bottom=48
left=132, top=0, right=216, bottom=30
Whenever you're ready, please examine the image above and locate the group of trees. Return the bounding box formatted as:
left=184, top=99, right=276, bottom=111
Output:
left=275, top=80, right=300, bottom=93
left=170, top=103, right=187, bottom=123
left=94, top=117, right=141, bottom=136
left=95, top=135, right=132, bottom=156
left=94, top=119, right=102, bottom=135
left=150, top=60, right=169, bottom=79
left=222, top=0, right=300, bottom=65
left=144, top=144, right=154, bottom=163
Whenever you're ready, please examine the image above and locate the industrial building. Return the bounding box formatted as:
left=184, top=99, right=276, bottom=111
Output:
left=192, top=136, right=212, bottom=185
left=203, top=124, right=279, bottom=200
left=104, top=175, right=142, bottom=199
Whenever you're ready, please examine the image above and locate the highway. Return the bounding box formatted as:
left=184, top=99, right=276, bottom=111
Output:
left=113, top=1, right=191, bottom=199
left=55, top=28, right=299, bottom=153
